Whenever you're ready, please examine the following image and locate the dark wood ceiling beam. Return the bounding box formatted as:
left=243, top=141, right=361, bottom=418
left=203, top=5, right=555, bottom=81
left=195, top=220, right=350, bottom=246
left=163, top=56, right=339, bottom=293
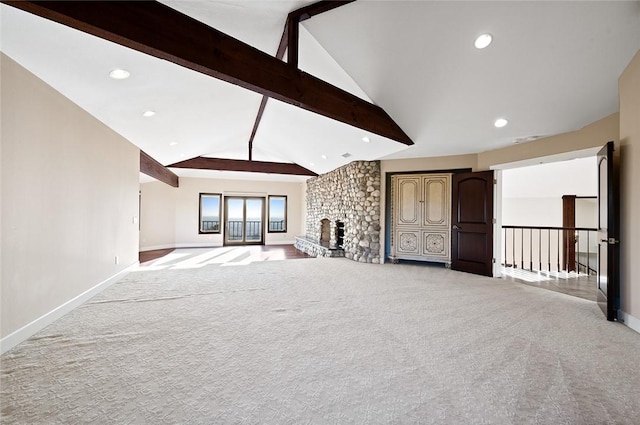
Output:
left=285, top=1, right=355, bottom=70
left=169, top=157, right=318, bottom=177
left=248, top=96, right=268, bottom=161
left=286, top=14, right=300, bottom=69
left=3, top=0, right=413, bottom=146
left=247, top=25, right=289, bottom=161
left=275, top=23, right=289, bottom=61
left=248, top=0, right=360, bottom=161
left=140, top=150, right=179, bottom=187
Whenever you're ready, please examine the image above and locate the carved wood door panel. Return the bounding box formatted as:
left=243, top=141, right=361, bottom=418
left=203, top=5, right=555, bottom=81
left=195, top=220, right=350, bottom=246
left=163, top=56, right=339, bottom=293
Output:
left=396, top=176, right=421, bottom=226
left=392, top=174, right=451, bottom=263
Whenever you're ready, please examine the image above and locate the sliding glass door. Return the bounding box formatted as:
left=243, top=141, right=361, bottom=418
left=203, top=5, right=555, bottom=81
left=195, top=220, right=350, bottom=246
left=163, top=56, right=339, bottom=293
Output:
left=224, top=197, right=265, bottom=245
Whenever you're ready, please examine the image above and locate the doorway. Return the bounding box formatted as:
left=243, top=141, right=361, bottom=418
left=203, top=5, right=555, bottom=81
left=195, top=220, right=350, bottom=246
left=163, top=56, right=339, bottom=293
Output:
left=497, top=150, right=601, bottom=300
left=224, top=197, right=265, bottom=245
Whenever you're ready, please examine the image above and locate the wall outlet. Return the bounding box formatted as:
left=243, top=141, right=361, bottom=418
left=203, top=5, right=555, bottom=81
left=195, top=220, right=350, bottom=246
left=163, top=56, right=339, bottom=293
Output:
left=115, top=255, right=119, bottom=265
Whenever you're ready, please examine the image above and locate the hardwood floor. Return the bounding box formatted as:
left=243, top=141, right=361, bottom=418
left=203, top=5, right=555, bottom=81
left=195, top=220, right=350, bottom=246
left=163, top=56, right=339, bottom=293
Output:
left=501, top=267, right=597, bottom=301
left=139, top=249, right=175, bottom=264
left=139, top=244, right=312, bottom=266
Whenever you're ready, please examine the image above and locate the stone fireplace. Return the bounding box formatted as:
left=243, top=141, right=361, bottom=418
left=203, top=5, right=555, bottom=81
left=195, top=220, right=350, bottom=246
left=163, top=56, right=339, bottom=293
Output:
left=295, top=161, right=381, bottom=263
left=317, top=218, right=345, bottom=249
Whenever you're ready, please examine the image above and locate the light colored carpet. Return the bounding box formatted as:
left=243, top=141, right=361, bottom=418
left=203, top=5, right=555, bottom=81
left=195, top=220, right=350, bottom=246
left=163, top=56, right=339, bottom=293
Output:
left=2, top=254, right=640, bottom=424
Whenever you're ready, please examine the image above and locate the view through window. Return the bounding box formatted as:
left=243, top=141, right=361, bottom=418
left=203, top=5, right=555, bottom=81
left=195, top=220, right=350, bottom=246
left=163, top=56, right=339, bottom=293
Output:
left=268, top=196, right=287, bottom=232
left=199, top=193, right=221, bottom=233
left=226, top=197, right=264, bottom=242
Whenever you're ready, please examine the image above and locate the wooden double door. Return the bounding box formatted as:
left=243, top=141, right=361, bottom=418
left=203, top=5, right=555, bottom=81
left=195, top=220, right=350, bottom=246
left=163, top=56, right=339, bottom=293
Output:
left=392, top=171, right=494, bottom=277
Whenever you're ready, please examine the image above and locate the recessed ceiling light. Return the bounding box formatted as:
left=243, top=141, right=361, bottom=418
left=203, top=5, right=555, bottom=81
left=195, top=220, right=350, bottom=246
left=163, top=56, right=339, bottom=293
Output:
left=180, top=153, right=186, bottom=157
left=494, top=118, right=508, bottom=128
left=310, top=162, right=315, bottom=166
left=321, top=154, right=327, bottom=160
left=474, top=34, right=492, bottom=49
left=362, top=136, right=371, bottom=143
left=142, top=110, right=156, bottom=117
left=169, top=142, right=178, bottom=146
left=109, top=68, right=130, bottom=80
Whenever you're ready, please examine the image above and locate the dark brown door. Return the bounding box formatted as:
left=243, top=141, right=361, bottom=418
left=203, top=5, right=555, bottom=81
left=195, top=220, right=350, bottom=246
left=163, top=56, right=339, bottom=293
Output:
left=451, top=171, right=494, bottom=276
left=597, top=141, right=619, bottom=321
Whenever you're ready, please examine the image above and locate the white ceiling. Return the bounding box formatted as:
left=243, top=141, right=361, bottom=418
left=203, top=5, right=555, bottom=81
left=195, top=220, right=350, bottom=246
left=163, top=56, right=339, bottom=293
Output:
left=2, top=1, right=639, bottom=182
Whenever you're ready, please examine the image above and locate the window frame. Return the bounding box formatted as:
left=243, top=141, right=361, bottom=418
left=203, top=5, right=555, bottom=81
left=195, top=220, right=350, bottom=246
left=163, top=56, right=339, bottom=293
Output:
left=198, top=193, right=222, bottom=234
left=267, top=195, right=287, bottom=233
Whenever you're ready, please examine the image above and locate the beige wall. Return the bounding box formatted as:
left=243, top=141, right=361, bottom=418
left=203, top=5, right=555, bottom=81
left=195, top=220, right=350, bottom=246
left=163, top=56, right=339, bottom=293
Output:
left=381, top=154, right=478, bottom=174
left=477, top=113, right=619, bottom=171
left=619, top=50, right=640, bottom=324
left=1, top=54, right=140, bottom=339
left=139, top=181, right=177, bottom=249
left=140, top=177, right=305, bottom=250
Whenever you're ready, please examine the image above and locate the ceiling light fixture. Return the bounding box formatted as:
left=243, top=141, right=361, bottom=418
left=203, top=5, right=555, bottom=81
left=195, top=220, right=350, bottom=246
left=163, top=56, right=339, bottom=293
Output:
left=169, top=142, right=178, bottom=146
left=142, top=110, right=156, bottom=117
left=109, top=68, right=130, bottom=80
left=310, top=162, right=315, bottom=166
left=321, top=154, right=327, bottom=160
left=494, top=118, right=508, bottom=128
left=474, top=34, right=493, bottom=49
left=362, top=136, right=371, bottom=143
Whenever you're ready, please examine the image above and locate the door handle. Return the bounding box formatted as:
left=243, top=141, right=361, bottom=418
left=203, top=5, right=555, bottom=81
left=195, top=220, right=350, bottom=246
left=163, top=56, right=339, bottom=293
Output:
left=452, top=225, right=461, bottom=230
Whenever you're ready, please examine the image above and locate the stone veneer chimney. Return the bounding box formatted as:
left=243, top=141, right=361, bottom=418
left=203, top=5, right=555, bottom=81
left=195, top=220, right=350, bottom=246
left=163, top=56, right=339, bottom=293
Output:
left=304, top=161, right=381, bottom=263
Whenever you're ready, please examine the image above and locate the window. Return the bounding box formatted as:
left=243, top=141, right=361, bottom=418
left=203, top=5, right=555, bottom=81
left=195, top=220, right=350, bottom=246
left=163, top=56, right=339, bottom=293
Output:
left=268, top=195, right=287, bottom=233
left=199, top=193, right=221, bottom=233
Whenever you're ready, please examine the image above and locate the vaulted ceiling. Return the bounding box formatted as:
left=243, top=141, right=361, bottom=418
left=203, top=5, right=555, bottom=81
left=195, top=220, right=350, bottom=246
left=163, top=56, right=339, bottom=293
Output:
left=2, top=1, right=639, bottom=182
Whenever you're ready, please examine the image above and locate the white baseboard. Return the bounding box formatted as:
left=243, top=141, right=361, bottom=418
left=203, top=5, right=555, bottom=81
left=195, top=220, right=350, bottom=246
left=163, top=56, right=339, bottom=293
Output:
left=0, top=262, right=139, bottom=355
left=618, top=310, right=640, bottom=335
left=173, top=242, right=223, bottom=249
